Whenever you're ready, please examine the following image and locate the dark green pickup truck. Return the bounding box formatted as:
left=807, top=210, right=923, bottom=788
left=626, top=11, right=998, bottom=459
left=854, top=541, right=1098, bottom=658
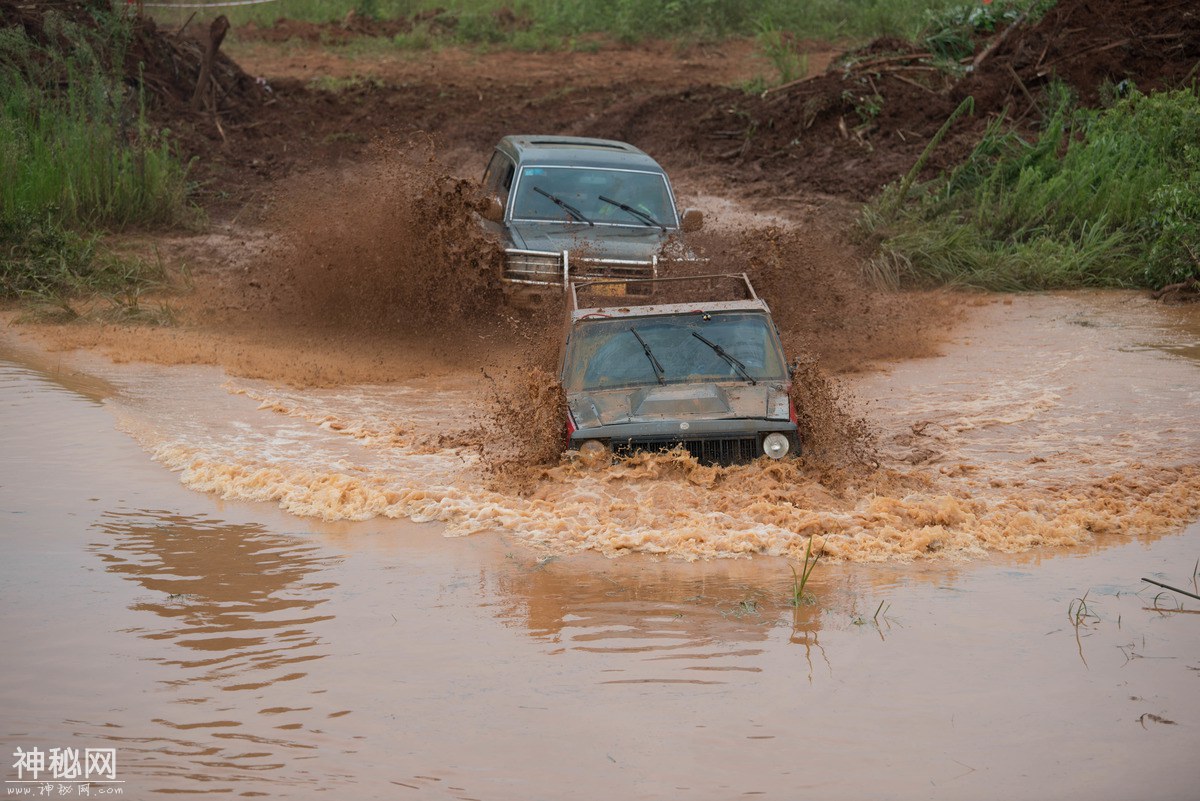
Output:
left=479, top=135, right=703, bottom=295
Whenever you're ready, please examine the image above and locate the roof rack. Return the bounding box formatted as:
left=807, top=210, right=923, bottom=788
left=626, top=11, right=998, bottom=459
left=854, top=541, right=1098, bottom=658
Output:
left=569, top=273, right=759, bottom=312
left=526, top=138, right=630, bottom=150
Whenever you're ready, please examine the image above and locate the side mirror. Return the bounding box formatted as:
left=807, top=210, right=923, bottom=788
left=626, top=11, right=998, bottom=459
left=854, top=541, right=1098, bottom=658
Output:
left=482, top=196, right=504, bottom=223
left=681, top=208, right=704, bottom=233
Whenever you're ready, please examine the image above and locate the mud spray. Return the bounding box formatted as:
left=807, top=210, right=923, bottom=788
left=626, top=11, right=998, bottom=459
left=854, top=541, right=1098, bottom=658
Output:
left=17, top=143, right=1200, bottom=563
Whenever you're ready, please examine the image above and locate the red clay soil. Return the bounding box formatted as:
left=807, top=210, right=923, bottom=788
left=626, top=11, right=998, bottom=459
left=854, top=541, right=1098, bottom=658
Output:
left=199, top=0, right=1200, bottom=207
left=5, top=0, right=1198, bottom=208
left=958, top=0, right=1200, bottom=108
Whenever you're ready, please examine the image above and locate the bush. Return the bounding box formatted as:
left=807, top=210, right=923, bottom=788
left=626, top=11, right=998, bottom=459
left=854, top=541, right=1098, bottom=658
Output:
left=0, top=7, right=190, bottom=299
left=866, top=87, right=1200, bottom=290
left=177, top=0, right=975, bottom=46
left=918, top=0, right=1051, bottom=61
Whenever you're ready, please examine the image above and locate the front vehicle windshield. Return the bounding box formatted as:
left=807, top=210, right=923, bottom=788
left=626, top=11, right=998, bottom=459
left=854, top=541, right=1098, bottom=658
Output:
left=511, top=166, right=677, bottom=227
left=562, top=313, right=787, bottom=392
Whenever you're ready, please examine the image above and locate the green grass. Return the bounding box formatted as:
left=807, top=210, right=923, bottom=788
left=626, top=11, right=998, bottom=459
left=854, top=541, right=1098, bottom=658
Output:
left=156, top=0, right=982, bottom=47
left=0, top=7, right=190, bottom=305
left=751, top=19, right=808, bottom=89
left=788, top=536, right=822, bottom=606
left=919, top=0, right=1054, bottom=61
left=0, top=212, right=172, bottom=320
left=864, top=86, right=1200, bottom=291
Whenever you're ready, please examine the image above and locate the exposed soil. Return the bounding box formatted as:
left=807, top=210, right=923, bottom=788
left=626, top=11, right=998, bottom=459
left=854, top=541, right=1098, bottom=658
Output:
left=957, top=0, right=1200, bottom=108
left=8, top=1, right=1195, bottom=210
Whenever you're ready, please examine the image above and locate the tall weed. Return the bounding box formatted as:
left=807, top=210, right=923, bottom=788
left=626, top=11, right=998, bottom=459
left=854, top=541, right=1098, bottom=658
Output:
left=160, top=0, right=970, bottom=46
left=866, top=87, right=1200, bottom=290
left=0, top=8, right=189, bottom=299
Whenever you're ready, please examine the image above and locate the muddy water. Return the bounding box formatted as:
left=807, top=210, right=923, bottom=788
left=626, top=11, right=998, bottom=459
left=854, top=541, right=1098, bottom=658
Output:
left=38, top=292, right=1200, bottom=563
left=2, top=291, right=1199, bottom=799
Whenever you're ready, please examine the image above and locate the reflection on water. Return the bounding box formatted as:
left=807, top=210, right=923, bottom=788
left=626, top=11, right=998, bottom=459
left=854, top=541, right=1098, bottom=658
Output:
left=488, top=554, right=863, bottom=686
left=1141, top=297, right=1200, bottom=363
left=89, top=511, right=338, bottom=790
left=93, top=511, right=335, bottom=689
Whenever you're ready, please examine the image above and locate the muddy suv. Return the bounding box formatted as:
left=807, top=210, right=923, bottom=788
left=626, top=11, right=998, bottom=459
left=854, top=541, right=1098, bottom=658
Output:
left=479, top=135, right=702, bottom=293
left=561, top=274, right=799, bottom=466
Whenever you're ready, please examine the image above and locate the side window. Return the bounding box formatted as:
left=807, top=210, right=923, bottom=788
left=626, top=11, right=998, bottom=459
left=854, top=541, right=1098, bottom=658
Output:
left=497, top=161, right=515, bottom=206
left=483, top=152, right=516, bottom=208
left=482, top=152, right=501, bottom=189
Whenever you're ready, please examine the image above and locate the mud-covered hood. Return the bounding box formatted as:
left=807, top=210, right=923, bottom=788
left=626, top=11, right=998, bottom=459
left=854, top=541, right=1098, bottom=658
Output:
left=507, top=221, right=669, bottom=259
left=569, top=382, right=791, bottom=429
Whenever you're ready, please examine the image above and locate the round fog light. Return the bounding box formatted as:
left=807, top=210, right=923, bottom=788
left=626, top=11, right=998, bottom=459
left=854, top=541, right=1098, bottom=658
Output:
left=762, top=433, right=790, bottom=459
left=579, top=439, right=609, bottom=458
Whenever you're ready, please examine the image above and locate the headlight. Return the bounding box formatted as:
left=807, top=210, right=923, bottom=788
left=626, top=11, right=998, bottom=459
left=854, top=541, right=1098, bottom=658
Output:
left=762, top=433, right=790, bottom=459
left=579, top=440, right=609, bottom=459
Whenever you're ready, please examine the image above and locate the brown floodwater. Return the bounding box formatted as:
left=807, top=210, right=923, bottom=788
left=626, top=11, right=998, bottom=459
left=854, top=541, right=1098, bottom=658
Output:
left=2, top=291, right=1199, bottom=799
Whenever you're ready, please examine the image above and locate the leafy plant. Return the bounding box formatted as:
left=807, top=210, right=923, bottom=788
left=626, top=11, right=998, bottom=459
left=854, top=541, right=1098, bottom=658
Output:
left=919, top=1, right=1052, bottom=61
left=843, top=88, right=884, bottom=124
left=755, top=18, right=807, bottom=86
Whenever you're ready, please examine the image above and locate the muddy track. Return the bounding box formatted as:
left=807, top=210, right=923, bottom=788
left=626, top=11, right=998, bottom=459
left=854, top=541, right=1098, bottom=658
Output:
left=120, top=0, right=1194, bottom=213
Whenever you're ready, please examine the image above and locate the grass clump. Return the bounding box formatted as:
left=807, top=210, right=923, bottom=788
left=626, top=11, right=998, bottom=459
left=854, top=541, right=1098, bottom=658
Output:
left=918, top=0, right=1053, bottom=62
left=0, top=7, right=190, bottom=307
left=167, top=0, right=976, bottom=48
left=748, top=18, right=808, bottom=90
left=1, top=212, right=168, bottom=320
left=864, top=86, right=1200, bottom=291
left=788, top=536, right=822, bottom=606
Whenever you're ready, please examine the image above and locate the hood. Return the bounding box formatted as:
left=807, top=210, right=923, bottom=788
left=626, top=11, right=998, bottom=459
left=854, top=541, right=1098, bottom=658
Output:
left=508, top=221, right=669, bottom=260
left=569, top=382, right=791, bottom=429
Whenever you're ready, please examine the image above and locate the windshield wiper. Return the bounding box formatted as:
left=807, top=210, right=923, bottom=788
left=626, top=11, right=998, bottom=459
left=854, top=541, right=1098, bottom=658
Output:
left=532, top=186, right=593, bottom=225
left=691, top=331, right=756, bottom=385
left=630, top=327, right=665, bottom=385
left=599, top=195, right=666, bottom=231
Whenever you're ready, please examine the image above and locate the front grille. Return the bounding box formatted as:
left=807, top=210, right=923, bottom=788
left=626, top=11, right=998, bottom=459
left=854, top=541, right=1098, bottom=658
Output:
left=503, top=249, right=657, bottom=289
left=573, top=259, right=655, bottom=295
left=504, top=251, right=562, bottom=284
left=573, top=259, right=655, bottom=280
left=613, top=436, right=760, bottom=466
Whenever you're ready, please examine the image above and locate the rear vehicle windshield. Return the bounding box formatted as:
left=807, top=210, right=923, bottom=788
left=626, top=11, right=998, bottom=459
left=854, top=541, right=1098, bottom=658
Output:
left=511, top=166, right=677, bottom=227
left=562, top=312, right=787, bottom=392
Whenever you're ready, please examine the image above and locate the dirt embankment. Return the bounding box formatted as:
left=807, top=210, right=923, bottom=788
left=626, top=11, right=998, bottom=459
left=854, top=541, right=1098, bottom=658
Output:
left=9, top=1, right=1194, bottom=207
left=61, top=0, right=1191, bottom=208
left=584, top=0, right=1200, bottom=201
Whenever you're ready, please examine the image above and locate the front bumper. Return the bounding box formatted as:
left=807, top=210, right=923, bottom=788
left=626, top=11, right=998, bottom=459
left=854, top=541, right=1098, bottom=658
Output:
left=569, top=419, right=800, bottom=466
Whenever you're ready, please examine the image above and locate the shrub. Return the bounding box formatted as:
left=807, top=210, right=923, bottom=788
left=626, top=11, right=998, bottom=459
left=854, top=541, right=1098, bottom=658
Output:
left=866, top=87, right=1200, bottom=290
left=0, top=7, right=190, bottom=299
